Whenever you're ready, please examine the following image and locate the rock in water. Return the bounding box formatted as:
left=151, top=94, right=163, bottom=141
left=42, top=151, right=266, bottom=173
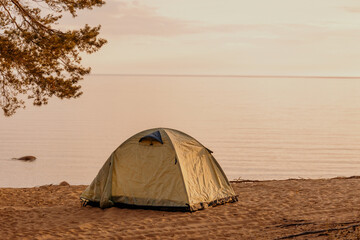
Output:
left=13, top=156, right=36, bottom=161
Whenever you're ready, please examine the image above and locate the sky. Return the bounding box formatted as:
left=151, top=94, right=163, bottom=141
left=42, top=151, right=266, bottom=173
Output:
left=60, top=0, right=360, bottom=76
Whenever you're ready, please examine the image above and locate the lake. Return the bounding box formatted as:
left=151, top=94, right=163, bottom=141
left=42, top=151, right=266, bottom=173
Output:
left=0, top=75, right=359, bottom=187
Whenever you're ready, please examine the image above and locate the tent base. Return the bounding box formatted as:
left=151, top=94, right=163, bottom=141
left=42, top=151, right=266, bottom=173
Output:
left=114, top=203, right=190, bottom=212
left=80, top=195, right=238, bottom=212
left=189, top=195, right=238, bottom=212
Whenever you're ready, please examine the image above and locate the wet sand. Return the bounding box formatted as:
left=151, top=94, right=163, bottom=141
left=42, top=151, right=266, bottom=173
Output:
left=1, top=177, right=360, bottom=239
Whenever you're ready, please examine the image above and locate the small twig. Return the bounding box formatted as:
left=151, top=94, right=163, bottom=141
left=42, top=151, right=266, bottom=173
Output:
left=276, top=222, right=313, bottom=228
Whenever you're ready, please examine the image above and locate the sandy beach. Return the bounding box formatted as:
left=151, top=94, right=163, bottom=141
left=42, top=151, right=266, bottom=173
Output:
left=1, top=177, right=360, bottom=239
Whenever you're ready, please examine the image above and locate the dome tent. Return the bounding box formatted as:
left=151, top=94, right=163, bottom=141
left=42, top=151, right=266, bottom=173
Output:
left=80, top=128, right=237, bottom=211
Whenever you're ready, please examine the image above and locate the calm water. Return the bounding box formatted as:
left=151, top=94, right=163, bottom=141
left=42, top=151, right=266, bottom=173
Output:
left=0, top=75, right=360, bottom=187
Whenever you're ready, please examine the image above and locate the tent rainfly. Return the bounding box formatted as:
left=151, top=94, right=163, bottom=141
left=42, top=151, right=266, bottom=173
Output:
left=80, top=128, right=238, bottom=211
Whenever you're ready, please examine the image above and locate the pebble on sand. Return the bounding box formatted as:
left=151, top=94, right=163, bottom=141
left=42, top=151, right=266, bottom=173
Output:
left=59, top=181, right=70, bottom=186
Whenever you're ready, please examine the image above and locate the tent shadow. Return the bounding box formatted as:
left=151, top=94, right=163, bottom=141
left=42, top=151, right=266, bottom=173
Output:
left=85, top=201, right=190, bottom=212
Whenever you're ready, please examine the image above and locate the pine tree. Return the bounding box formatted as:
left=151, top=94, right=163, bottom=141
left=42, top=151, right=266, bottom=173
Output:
left=0, top=0, right=107, bottom=116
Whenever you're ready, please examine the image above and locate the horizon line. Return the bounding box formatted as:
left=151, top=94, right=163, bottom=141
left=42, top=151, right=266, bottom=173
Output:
left=89, top=73, right=360, bottom=79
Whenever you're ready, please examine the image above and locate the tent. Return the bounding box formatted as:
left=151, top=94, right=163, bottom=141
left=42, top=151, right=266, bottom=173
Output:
left=80, top=128, right=237, bottom=211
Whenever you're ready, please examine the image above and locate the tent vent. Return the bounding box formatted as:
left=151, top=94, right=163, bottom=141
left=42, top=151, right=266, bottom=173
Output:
left=139, top=131, right=163, bottom=145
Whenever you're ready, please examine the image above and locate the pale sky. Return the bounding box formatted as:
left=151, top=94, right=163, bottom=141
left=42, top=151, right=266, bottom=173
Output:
left=60, top=0, right=360, bottom=76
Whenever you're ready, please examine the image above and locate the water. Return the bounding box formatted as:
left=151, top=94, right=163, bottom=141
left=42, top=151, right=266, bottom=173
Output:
left=1, top=75, right=359, bottom=187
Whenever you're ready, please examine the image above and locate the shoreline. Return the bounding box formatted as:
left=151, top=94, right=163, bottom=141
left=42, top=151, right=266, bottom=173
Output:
left=230, top=175, right=360, bottom=183
left=3, top=175, right=360, bottom=189
left=1, top=177, right=360, bottom=239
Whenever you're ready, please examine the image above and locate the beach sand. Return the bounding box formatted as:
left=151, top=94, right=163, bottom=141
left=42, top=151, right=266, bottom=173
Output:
left=1, top=178, right=360, bottom=239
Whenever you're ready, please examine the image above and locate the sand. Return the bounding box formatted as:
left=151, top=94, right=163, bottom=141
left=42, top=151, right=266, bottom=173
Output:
left=1, top=178, right=360, bottom=239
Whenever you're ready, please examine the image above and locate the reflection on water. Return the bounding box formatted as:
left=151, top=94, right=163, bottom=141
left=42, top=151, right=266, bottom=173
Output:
left=0, top=75, right=359, bottom=187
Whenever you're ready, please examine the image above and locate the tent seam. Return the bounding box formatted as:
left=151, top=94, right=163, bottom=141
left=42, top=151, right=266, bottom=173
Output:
left=163, top=129, right=191, bottom=206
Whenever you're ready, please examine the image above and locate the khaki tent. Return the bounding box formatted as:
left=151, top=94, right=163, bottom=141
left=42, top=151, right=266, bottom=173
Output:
left=80, top=128, right=237, bottom=211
